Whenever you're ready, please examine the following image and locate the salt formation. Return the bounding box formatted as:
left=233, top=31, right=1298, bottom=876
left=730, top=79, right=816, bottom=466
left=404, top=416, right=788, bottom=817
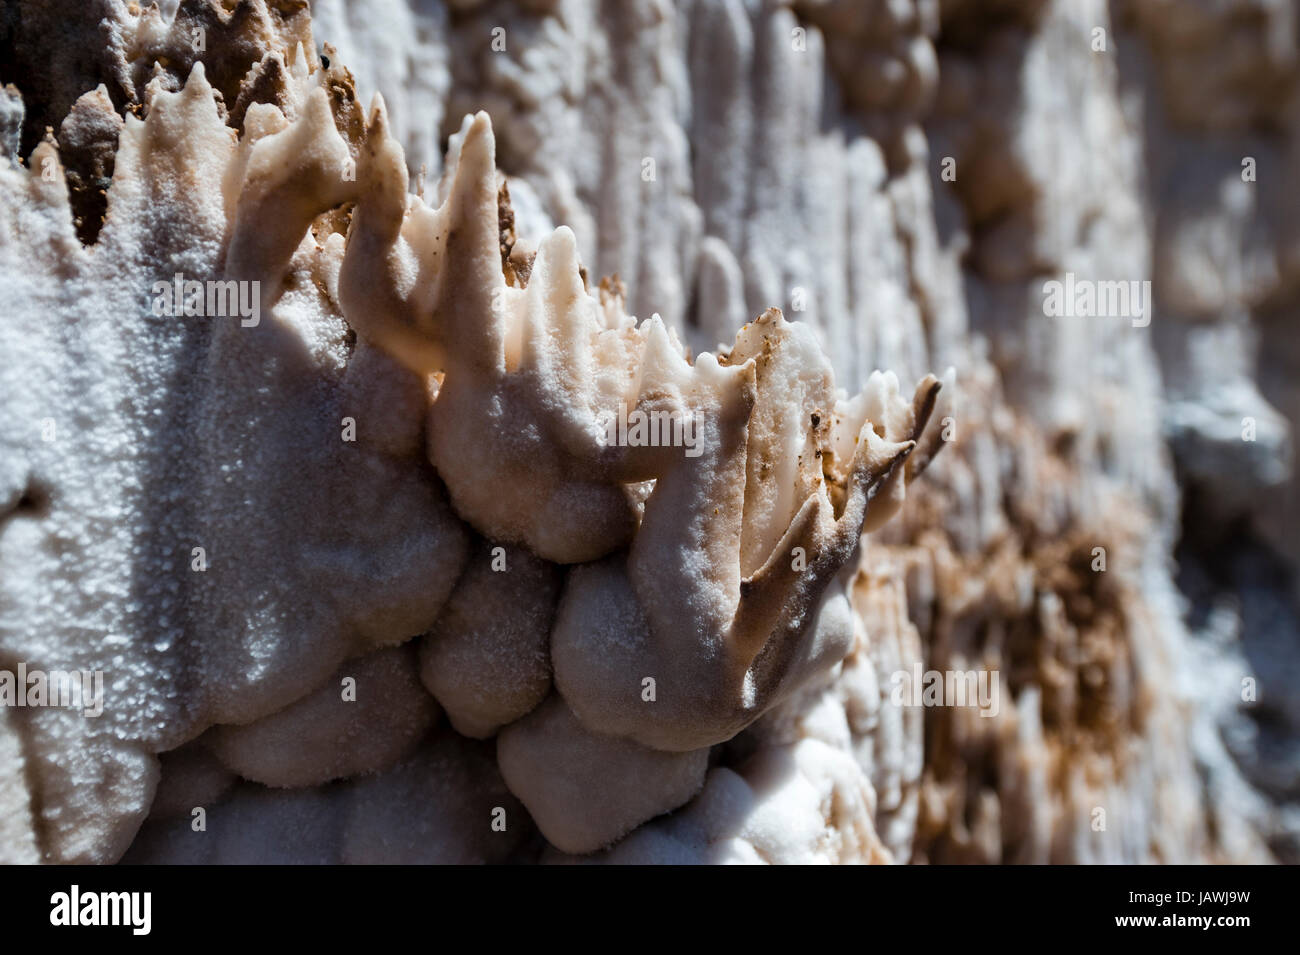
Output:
left=0, top=0, right=948, bottom=863
left=2, top=0, right=1297, bottom=864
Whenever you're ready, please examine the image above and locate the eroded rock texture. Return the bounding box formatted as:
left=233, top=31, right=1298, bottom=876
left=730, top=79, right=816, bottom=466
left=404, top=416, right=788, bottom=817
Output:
left=0, top=0, right=1296, bottom=864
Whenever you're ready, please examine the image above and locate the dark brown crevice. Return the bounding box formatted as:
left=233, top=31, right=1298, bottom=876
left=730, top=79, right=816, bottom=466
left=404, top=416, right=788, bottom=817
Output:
left=3, top=479, right=51, bottom=524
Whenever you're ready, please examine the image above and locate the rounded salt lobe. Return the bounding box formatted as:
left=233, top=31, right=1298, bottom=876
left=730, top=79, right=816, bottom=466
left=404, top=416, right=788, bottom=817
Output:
left=419, top=539, right=561, bottom=739
left=497, top=695, right=710, bottom=854
left=205, top=644, right=440, bottom=788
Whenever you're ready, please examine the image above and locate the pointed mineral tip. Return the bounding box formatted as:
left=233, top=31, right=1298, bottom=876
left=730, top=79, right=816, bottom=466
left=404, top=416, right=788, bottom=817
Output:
left=291, top=41, right=309, bottom=79
left=29, top=135, right=66, bottom=195
left=367, top=91, right=390, bottom=133
left=180, top=60, right=213, bottom=103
